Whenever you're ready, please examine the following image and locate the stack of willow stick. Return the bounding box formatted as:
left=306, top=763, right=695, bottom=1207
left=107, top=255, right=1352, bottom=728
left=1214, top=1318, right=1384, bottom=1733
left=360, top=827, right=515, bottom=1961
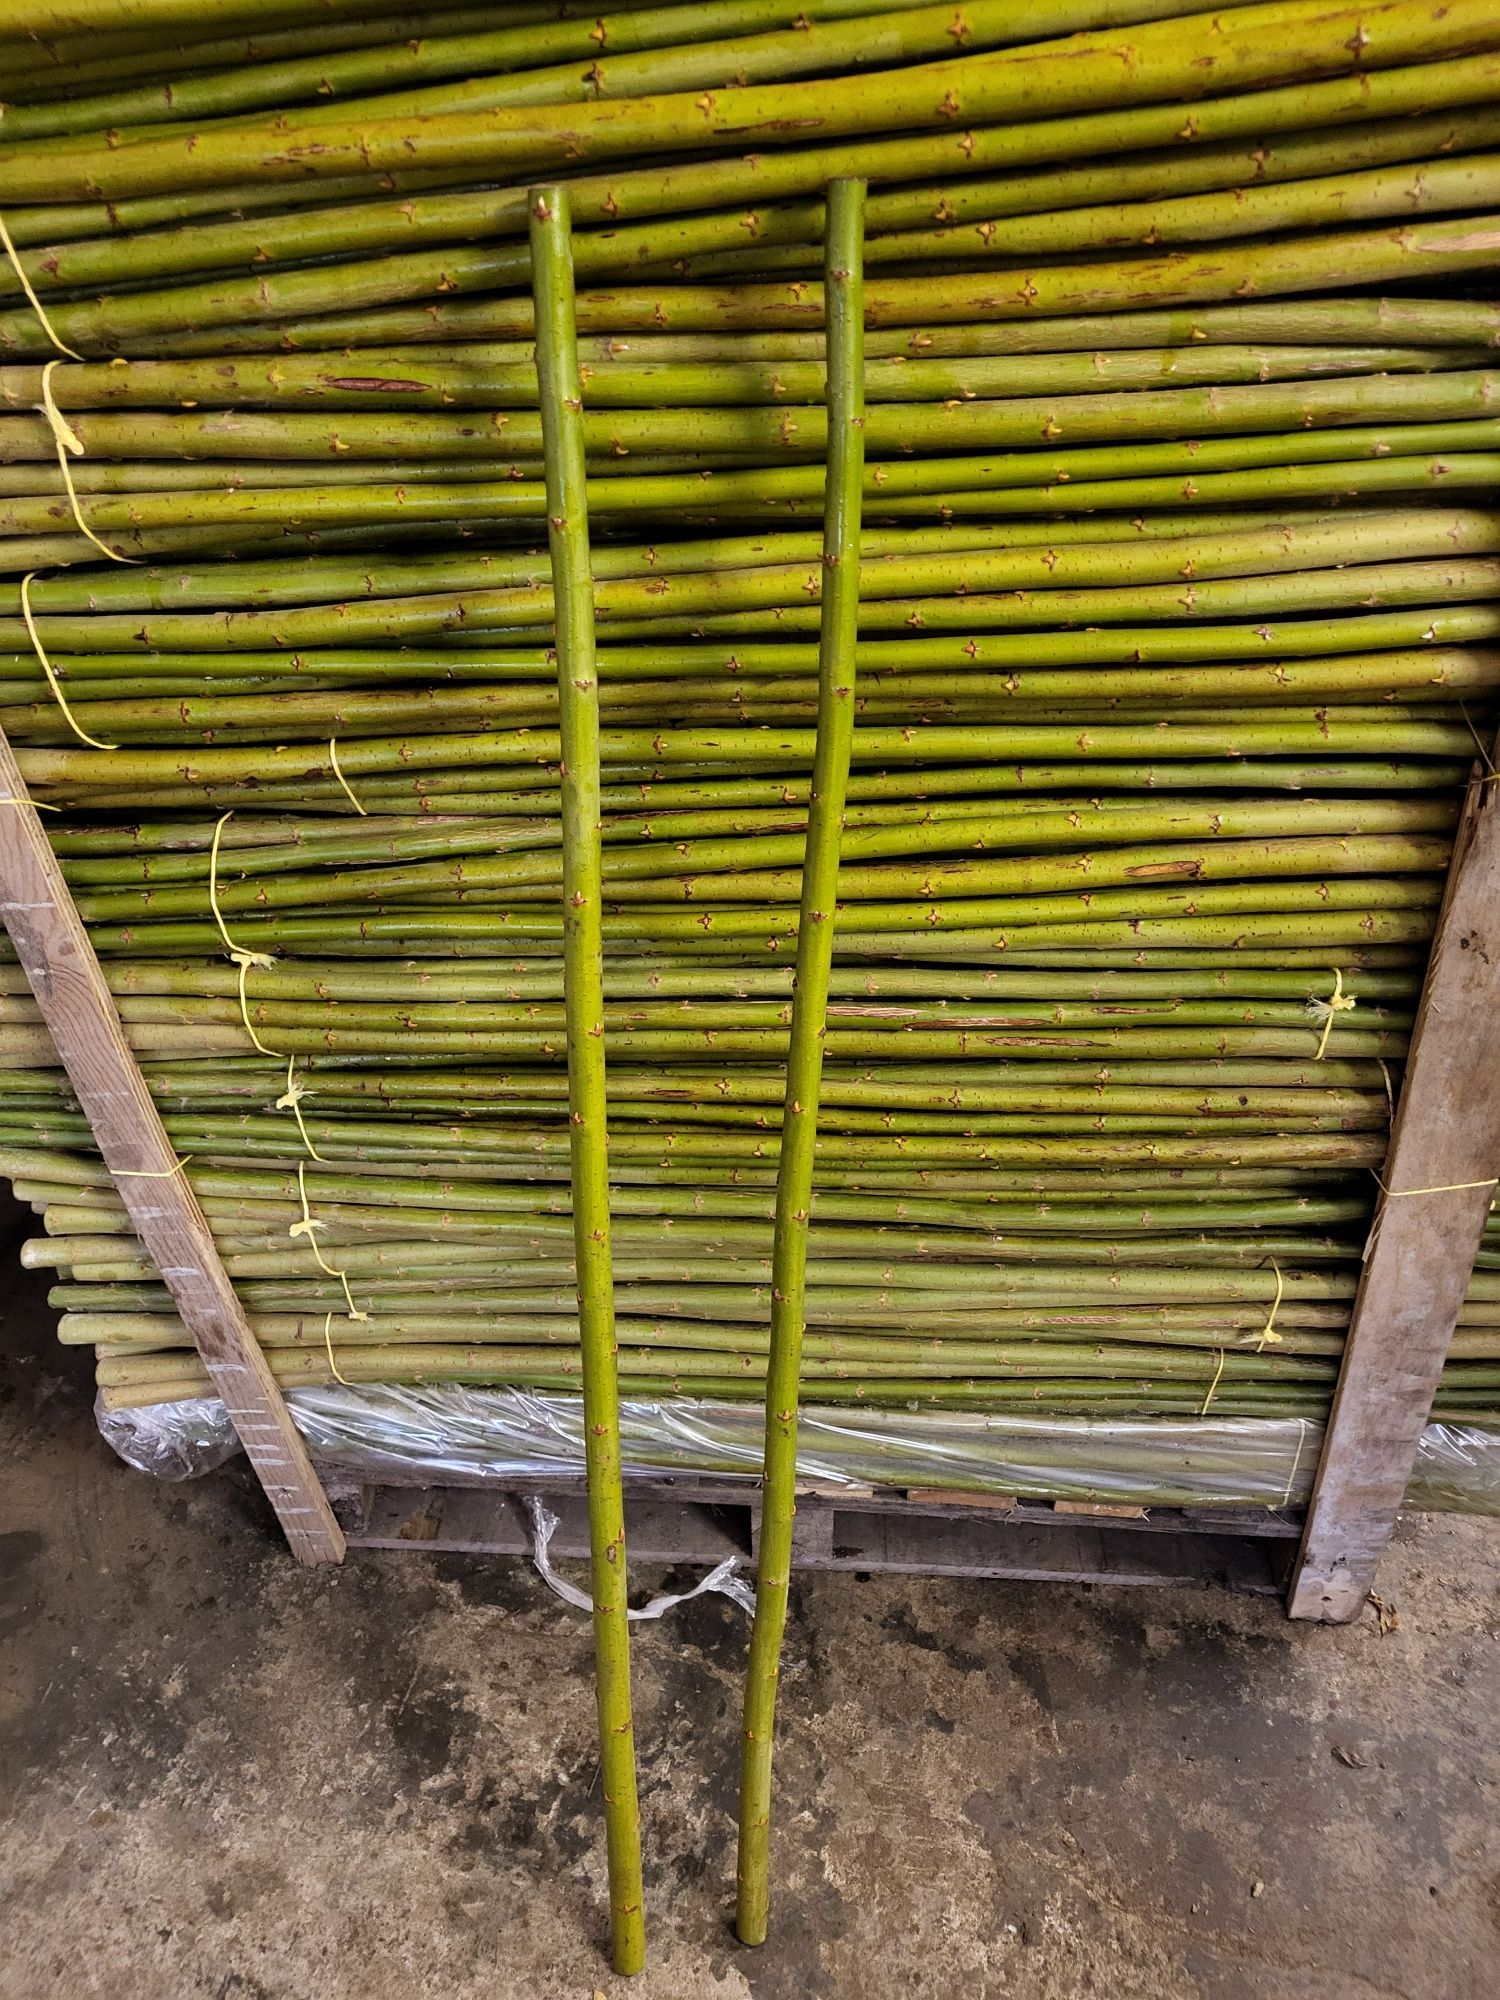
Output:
left=4, top=0, right=1500, bottom=1964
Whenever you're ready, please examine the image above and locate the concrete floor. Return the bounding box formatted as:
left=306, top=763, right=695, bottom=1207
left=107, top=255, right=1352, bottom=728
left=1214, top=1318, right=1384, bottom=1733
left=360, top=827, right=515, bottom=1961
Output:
left=2, top=1209, right=1498, bottom=2000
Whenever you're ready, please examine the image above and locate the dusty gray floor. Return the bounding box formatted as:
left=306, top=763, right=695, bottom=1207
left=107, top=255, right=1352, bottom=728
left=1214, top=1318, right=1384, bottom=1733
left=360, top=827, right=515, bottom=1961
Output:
left=2, top=1209, right=1497, bottom=2000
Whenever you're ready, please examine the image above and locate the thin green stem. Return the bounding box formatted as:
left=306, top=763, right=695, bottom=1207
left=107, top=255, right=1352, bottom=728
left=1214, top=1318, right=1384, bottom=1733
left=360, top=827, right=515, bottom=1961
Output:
left=530, top=180, right=646, bottom=1978
left=738, top=175, right=865, bottom=1948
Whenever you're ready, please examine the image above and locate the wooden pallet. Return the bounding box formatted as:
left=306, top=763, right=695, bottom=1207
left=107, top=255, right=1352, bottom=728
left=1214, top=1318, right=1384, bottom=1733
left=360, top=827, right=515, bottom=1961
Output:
left=4, top=725, right=1500, bottom=1618
left=322, top=1467, right=1296, bottom=1596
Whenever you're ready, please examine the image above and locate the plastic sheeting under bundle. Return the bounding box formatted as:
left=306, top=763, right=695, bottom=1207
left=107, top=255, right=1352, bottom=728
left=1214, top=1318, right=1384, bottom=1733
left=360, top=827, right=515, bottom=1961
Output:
left=96, top=1383, right=1500, bottom=1514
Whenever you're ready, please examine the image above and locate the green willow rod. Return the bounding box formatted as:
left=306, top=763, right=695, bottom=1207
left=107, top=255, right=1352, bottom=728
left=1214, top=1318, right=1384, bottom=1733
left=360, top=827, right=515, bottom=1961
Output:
left=9, top=374, right=1499, bottom=459
left=29, top=785, right=1452, bottom=875
left=53, top=911, right=1440, bottom=967
left=8, top=451, right=1500, bottom=562
left=9, top=987, right=1415, bottom=1044
left=19, top=607, right=1499, bottom=680
left=11, top=422, right=1500, bottom=592
left=883, top=453, right=1500, bottom=521
left=0, top=1146, right=1378, bottom=1212
left=63, top=801, right=1454, bottom=917
left=43, top=763, right=1473, bottom=818
left=0, top=516, right=1305, bottom=618
left=53, top=209, right=1500, bottom=364
left=12, top=951, right=1413, bottom=1003
left=9, top=40, right=1500, bottom=299
left=0, top=0, right=655, bottom=75
left=596, top=566, right=1500, bottom=638
left=0, top=507, right=1456, bottom=621
left=30, top=1178, right=1380, bottom=1234
left=31, top=1236, right=1376, bottom=1294
left=6, top=339, right=1472, bottom=411
left=91, top=1364, right=1354, bottom=1418
left=14, top=714, right=1480, bottom=793
left=42, top=793, right=1461, bottom=892
left=530, top=181, right=645, bottom=1976
left=624, top=148, right=1500, bottom=280
left=1, top=0, right=1495, bottom=203
left=0, top=4, right=574, bottom=100
left=0, top=0, right=454, bottom=44
left=0, top=0, right=970, bottom=141
left=46, top=901, right=1442, bottom=962
left=9, top=549, right=1499, bottom=662
left=51, top=867, right=1454, bottom=942
left=15, top=674, right=1480, bottom=731
left=738, top=175, right=864, bottom=1950
left=14, top=0, right=1219, bottom=143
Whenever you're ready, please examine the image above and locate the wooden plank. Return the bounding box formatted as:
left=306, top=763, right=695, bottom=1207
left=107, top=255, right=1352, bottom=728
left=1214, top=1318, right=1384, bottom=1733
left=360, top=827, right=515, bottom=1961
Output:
left=1289, top=763, right=1500, bottom=1622
left=0, top=734, right=344, bottom=1566
left=906, top=1488, right=1019, bottom=1512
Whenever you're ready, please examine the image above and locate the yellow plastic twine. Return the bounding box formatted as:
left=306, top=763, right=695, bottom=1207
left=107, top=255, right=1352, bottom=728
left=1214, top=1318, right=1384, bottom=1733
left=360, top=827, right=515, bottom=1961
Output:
left=0, top=208, right=82, bottom=359
left=38, top=360, right=138, bottom=565
left=1280, top=1419, right=1311, bottom=1510
left=322, top=1310, right=356, bottom=1388
left=276, top=1055, right=327, bottom=1163
left=1371, top=1171, right=1500, bottom=1199
left=1376, top=1057, right=1395, bottom=1120
left=291, top=1158, right=368, bottom=1324
left=207, top=810, right=283, bottom=1057
left=0, top=796, right=61, bottom=809
left=1456, top=698, right=1499, bottom=785
left=328, top=738, right=368, bottom=815
left=1252, top=1260, right=1284, bottom=1353
left=114, top=1154, right=194, bottom=1179
left=20, top=571, right=119, bottom=750
left=1307, top=967, right=1356, bottom=1061
left=1199, top=1348, right=1227, bottom=1416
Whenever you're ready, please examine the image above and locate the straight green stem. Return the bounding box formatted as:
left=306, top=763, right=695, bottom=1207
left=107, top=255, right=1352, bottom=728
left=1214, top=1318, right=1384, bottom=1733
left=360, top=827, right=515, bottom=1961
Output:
left=530, top=181, right=646, bottom=1979
left=738, top=176, right=865, bottom=1948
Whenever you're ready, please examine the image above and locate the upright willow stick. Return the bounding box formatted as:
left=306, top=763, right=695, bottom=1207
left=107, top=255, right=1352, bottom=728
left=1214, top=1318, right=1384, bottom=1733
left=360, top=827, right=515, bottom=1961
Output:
left=737, top=176, right=866, bottom=1948
left=529, top=182, right=645, bottom=1978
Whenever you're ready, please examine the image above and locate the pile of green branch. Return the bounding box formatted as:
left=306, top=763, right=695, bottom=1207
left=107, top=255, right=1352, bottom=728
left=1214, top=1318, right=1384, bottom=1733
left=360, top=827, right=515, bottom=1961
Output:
left=1, top=3, right=1497, bottom=1432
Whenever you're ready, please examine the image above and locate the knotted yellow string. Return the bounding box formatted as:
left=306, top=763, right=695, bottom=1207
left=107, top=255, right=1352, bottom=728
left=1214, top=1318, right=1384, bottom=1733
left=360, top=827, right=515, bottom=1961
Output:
left=292, top=1159, right=368, bottom=1323
left=114, top=1154, right=194, bottom=1179
left=328, top=738, right=368, bottom=815
left=322, top=1310, right=356, bottom=1387
left=207, top=810, right=283, bottom=1055
left=20, top=571, right=119, bottom=750
left=0, top=208, right=81, bottom=359
left=1307, top=968, right=1356, bottom=1061
left=38, top=360, right=137, bottom=565
left=276, top=1055, right=326, bottom=1163
left=1253, top=1260, right=1284, bottom=1352
left=233, top=955, right=284, bottom=1058
left=1199, top=1348, right=1227, bottom=1416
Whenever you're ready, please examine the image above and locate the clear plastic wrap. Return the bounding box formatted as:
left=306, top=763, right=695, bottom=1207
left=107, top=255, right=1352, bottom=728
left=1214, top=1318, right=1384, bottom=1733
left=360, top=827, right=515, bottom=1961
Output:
left=1403, top=1422, right=1500, bottom=1514
left=96, top=1383, right=1500, bottom=1514
left=95, top=1391, right=242, bottom=1481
